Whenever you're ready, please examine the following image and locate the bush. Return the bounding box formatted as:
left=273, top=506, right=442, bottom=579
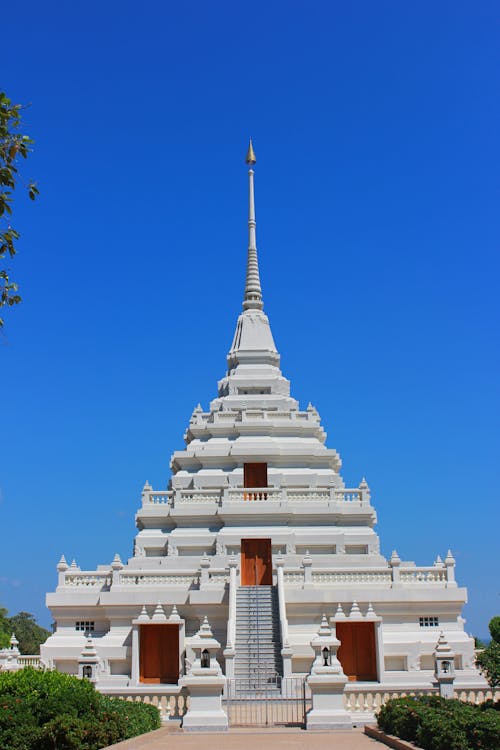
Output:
left=0, top=668, right=160, bottom=750
left=377, top=696, right=500, bottom=750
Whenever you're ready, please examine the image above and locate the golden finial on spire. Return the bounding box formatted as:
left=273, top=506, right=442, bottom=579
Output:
left=245, top=138, right=256, bottom=165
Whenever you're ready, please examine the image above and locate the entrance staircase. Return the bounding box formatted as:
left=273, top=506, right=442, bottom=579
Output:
left=234, top=585, right=283, bottom=688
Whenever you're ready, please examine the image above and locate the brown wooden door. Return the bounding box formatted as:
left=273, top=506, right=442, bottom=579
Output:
left=244, top=463, right=268, bottom=488
left=336, top=622, right=377, bottom=681
left=241, top=539, right=272, bottom=585
left=139, top=624, right=179, bottom=684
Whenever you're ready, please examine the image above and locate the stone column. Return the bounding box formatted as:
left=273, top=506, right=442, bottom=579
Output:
left=306, top=615, right=351, bottom=731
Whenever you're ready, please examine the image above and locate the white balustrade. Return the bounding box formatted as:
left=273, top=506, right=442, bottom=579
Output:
left=343, top=686, right=499, bottom=716
left=227, top=487, right=281, bottom=502
left=399, top=568, right=448, bottom=584
left=100, top=689, right=188, bottom=720
left=312, top=570, right=392, bottom=585
left=17, top=655, right=42, bottom=668
left=118, top=572, right=199, bottom=586
left=283, top=571, right=304, bottom=584
left=142, top=485, right=374, bottom=507
left=335, top=490, right=363, bottom=503
left=143, top=491, right=173, bottom=505
left=207, top=571, right=230, bottom=585
left=283, top=566, right=449, bottom=588
left=64, top=573, right=112, bottom=588
left=176, top=490, right=221, bottom=504
left=287, top=489, right=330, bottom=502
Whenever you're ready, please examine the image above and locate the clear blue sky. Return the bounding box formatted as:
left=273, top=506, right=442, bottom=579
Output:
left=1, top=1, right=499, bottom=639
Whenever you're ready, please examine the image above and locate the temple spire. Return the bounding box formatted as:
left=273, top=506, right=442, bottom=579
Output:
left=243, top=139, right=263, bottom=311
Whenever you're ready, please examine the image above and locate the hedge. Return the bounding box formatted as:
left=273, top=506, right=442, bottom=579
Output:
left=377, top=695, right=500, bottom=750
left=0, top=668, right=161, bottom=750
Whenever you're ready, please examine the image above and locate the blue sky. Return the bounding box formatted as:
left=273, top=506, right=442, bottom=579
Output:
left=1, top=1, right=499, bottom=639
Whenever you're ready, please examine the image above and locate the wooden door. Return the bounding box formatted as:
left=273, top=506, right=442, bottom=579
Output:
left=336, top=622, right=377, bottom=681
left=244, top=463, right=268, bottom=488
left=241, top=538, right=272, bottom=585
left=139, top=624, right=179, bottom=684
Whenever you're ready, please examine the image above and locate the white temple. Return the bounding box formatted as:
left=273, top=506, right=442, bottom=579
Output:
left=42, top=142, right=484, bottom=712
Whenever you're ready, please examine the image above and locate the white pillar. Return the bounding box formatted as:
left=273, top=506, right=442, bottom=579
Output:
left=131, top=625, right=139, bottom=685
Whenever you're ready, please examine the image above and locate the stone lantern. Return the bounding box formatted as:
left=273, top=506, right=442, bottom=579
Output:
left=0, top=633, right=21, bottom=672
left=78, top=635, right=99, bottom=684
left=434, top=631, right=455, bottom=698
left=179, top=616, right=228, bottom=731
left=306, top=614, right=351, bottom=730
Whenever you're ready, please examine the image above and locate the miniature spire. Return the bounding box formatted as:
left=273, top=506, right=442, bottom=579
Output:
left=318, top=614, right=331, bottom=636
left=169, top=604, right=181, bottom=621
left=152, top=602, right=167, bottom=621
left=137, top=605, right=150, bottom=621
left=335, top=603, right=346, bottom=619
left=199, top=615, right=214, bottom=637
left=57, top=555, right=68, bottom=572
left=349, top=600, right=361, bottom=618
left=243, top=140, right=263, bottom=312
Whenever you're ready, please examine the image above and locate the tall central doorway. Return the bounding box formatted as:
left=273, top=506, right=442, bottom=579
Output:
left=241, top=539, right=272, bottom=585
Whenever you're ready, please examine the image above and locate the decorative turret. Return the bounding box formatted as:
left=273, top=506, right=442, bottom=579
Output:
left=434, top=631, right=456, bottom=698
left=78, top=635, right=99, bottom=683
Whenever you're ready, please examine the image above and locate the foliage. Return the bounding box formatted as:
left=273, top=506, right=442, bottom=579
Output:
left=0, top=91, right=38, bottom=328
left=7, top=612, right=50, bottom=655
left=489, top=616, right=500, bottom=645
left=476, top=615, right=500, bottom=690
left=477, top=640, right=500, bottom=690
left=0, top=668, right=160, bottom=750
left=377, top=695, right=500, bottom=750
left=0, top=608, right=11, bottom=649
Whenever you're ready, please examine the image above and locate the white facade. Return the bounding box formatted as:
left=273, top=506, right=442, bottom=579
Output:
left=42, top=146, right=484, bottom=699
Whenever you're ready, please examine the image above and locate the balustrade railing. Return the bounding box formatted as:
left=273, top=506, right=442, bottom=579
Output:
left=64, top=573, right=112, bottom=589
left=284, top=565, right=450, bottom=588
left=400, top=568, right=448, bottom=584
left=344, top=686, right=499, bottom=715
left=117, top=572, right=199, bottom=586
left=312, top=570, right=392, bottom=585
left=142, top=491, right=173, bottom=506
left=17, top=655, right=42, bottom=668
left=140, top=485, right=374, bottom=508
left=227, top=487, right=281, bottom=502
left=99, top=688, right=188, bottom=720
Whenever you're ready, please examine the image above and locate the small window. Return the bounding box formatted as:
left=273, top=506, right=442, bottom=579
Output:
left=345, top=545, right=368, bottom=555
left=419, top=617, right=439, bottom=628
left=238, top=387, right=271, bottom=395
left=76, top=621, right=95, bottom=632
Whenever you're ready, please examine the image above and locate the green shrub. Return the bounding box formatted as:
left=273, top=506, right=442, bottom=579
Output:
left=0, top=668, right=160, bottom=750
left=377, top=695, right=500, bottom=750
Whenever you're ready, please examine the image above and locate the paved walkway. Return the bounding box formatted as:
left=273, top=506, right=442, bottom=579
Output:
left=103, top=726, right=380, bottom=750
